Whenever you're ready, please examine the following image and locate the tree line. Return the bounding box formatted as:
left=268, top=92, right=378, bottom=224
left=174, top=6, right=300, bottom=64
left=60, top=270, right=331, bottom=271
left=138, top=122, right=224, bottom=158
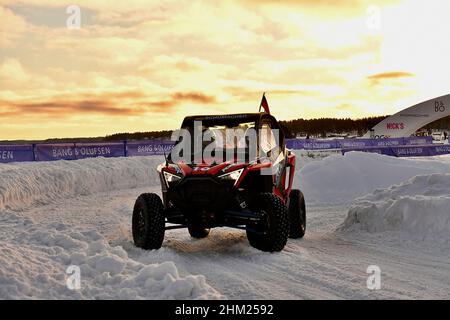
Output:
left=103, top=116, right=389, bottom=140
left=4, top=115, right=448, bottom=144
left=104, top=130, right=173, bottom=141
left=98, top=115, right=450, bottom=141
left=279, top=116, right=388, bottom=138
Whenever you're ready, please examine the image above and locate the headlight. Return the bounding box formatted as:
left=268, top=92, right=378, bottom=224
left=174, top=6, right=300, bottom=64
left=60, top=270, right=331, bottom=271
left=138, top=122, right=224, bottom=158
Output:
left=218, top=168, right=244, bottom=185
left=163, top=171, right=182, bottom=186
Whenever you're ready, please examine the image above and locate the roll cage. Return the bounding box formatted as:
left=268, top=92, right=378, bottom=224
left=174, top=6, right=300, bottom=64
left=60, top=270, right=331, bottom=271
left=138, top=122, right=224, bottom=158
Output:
left=171, top=112, right=286, bottom=164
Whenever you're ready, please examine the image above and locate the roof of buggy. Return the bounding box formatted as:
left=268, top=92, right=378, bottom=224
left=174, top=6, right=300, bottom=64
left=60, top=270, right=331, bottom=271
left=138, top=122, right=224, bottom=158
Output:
left=181, top=112, right=276, bottom=128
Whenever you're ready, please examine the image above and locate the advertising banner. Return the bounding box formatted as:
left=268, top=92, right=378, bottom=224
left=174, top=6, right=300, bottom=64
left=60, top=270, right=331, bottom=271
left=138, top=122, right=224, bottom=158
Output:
left=35, top=142, right=125, bottom=161
left=2, top=137, right=447, bottom=164
left=390, top=146, right=431, bottom=157
left=0, top=144, right=35, bottom=163
left=430, top=145, right=450, bottom=156
left=286, top=139, right=304, bottom=150
left=35, top=143, right=76, bottom=161
left=342, top=144, right=450, bottom=157
left=126, top=140, right=175, bottom=157
left=74, top=142, right=125, bottom=159
left=288, top=137, right=435, bottom=150
left=304, top=140, right=339, bottom=150
left=287, top=139, right=338, bottom=150
left=371, top=137, right=404, bottom=147
left=363, top=94, right=450, bottom=138
left=404, top=136, right=433, bottom=145
left=337, top=139, right=373, bottom=148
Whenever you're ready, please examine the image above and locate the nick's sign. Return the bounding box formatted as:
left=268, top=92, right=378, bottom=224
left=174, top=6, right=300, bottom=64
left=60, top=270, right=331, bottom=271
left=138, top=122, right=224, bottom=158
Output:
left=386, top=123, right=405, bottom=130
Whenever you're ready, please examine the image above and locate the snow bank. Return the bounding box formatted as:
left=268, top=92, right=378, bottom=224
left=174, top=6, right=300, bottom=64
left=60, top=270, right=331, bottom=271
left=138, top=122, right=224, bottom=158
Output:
left=0, top=156, right=224, bottom=299
left=2, top=151, right=449, bottom=209
left=0, top=151, right=331, bottom=211
left=296, top=152, right=450, bottom=204
left=0, top=156, right=164, bottom=211
left=0, top=213, right=223, bottom=299
left=341, top=173, right=450, bottom=242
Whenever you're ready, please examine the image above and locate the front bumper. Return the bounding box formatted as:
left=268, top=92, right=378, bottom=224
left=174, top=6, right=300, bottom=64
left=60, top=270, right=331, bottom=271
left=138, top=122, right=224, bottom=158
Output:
left=165, top=175, right=235, bottom=213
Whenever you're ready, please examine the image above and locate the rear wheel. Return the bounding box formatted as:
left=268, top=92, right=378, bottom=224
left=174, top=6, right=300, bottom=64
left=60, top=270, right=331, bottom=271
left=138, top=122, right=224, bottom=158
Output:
left=288, top=189, right=306, bottom=239
left=246, top=193, right=289, bottom=252
left=188, top=226, right=210, bottom=239
left=132, top=193, right=165, bottom=250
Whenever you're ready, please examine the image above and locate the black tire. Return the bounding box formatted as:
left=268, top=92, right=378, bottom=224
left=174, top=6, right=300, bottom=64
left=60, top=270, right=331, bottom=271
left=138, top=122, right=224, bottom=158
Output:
left=132, top=193, right=165, bottom=250
left=288, top=189, right=306, bottom=239
left=188, top=226, right=210, bottom=239
left=246, top=193, right=289, bottom=252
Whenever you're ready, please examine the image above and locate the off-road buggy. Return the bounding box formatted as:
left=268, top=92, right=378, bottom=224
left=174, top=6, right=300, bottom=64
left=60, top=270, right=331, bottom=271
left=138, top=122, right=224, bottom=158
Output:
left=132, top=112, right=306, bottom=252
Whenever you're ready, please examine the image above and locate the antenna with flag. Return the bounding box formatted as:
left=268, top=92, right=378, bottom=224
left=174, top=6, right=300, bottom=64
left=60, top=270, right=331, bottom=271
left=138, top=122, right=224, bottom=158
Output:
left=258, top=92, right=270, bottom=114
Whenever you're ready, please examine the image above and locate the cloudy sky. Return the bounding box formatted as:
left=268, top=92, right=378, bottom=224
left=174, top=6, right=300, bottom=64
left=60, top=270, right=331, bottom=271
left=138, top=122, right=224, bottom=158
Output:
left=1, top=0, right=449, bottom=140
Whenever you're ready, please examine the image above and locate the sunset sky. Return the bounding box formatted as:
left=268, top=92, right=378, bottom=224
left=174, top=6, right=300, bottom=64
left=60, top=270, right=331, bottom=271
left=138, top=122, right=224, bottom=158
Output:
left=1, top=0, right=450, bottom=140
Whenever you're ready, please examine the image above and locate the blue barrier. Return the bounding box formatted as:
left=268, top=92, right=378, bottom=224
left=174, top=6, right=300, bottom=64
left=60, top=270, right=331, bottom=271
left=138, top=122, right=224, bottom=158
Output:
left=126, top=140, right=175, bottom=157
left=286, top=139, right=339, bottom=150
left=0, top=136, right=446, bottom=164
left=35, top=142, right=125, bottom=161
left=0, top=144, right=35, bottom=163
left=433, top=144, right=450, bottom=156
left=392, top=145, right=432, bottom=157
left=337, top=139, right=373, bottom=148
left=75, top=142, right=125, bottom=159
left=406, top=136, right=433, bottom=145
left=342, top=144, right=450, bottom=157
left=372, top=137, right=404, bottom=147
left=35, top=143, right=76, bottom=161
left=288, top=136, right=433, bottom=150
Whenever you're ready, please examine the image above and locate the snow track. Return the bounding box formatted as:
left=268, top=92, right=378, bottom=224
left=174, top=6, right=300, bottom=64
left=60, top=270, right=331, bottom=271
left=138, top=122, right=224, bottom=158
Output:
left=1, top=152, right=449, bottom=299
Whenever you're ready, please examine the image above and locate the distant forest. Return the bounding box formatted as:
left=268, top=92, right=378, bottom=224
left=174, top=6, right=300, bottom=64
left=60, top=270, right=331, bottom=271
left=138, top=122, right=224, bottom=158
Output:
left=279, top=116, right=387, bottom=138
left=281, top=115, right=450, bottom=138
left=104, top=115, right=449, bottom=140
left=104, top=116, right=391, bottom=140
left=3, top=115, right=449, bottom=144
left=104, top=130, right=173, bottom=141
left=100, top=116, right=387, bottom=141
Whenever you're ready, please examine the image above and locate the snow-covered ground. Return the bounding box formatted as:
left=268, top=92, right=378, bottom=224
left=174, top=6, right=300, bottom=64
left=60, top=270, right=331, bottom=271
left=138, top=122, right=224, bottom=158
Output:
left=0, top=152, right=449, bottom=299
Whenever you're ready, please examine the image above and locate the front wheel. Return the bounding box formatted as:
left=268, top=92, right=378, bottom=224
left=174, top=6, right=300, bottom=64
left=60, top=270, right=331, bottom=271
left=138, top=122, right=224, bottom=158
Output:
left=132, top=193, right=165, bottom=250
left=288, top=189, right=306, bottom=239
left=246, top=193, right=289, bottom=252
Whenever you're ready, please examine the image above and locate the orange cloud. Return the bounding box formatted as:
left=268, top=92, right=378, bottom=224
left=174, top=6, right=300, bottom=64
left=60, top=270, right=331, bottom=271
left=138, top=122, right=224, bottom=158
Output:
left=0, top=91, right=217, bottom=118
left=367, top=71, right=414, bottom=80
left=366, top=71, right=415, bottom=87
left=0, top=99, right=142, bottom=117
left=144, top=92, right=217, bottom=112
left=171, top=92, right=216, bottom=104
